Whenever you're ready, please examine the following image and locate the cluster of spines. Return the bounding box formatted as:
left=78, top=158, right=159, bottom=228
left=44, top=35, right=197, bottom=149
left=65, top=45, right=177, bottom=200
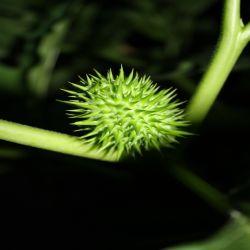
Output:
left=64, top=67, right=188, bottom=159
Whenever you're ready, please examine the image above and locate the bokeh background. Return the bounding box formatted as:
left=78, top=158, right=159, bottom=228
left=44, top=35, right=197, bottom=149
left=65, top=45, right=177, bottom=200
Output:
left=0, top=0, right=250, bottom=249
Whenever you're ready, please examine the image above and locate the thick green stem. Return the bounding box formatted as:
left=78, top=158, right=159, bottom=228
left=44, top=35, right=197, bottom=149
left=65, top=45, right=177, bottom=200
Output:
left=172, top=0, right=250, bottom=215
left=0, top=119, right=119, bottom=162
left=187, top=0, right=250, bottom=124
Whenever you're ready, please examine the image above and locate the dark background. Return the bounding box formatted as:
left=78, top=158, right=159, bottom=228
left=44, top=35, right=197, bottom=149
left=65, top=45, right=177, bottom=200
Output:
left=0, top=0, right=250, bottom=249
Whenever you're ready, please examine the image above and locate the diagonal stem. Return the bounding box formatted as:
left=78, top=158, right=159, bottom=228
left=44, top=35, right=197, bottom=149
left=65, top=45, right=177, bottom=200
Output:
left=169, top=164, right=232, bottom=213
left=0, top=119, right=119, bottom=162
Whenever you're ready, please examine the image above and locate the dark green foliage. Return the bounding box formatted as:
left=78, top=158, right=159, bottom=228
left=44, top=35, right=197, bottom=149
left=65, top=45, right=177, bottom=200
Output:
left=0, top=0, right=219, bottom=97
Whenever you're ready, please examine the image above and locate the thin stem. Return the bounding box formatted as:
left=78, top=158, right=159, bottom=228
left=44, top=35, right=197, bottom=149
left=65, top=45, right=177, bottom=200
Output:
left=186, top=0, right=250, bottom=124
left=0, top=119, right=119, bottom=162
left=169, top=164, right=232, bottom=213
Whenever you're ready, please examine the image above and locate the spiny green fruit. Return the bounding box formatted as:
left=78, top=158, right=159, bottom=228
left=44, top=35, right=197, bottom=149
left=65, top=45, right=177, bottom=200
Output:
left=64, top=67, right=188, bottom=159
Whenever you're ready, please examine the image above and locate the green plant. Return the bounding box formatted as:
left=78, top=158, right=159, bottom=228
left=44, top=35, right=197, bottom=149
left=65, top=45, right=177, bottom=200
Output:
left=1, top=0, right=249, bottom=161
left=0, top=66, right=188, bottom=161
left=0, top=0, right=250, bottom=249
left=64, top=67, right=188, bottom=159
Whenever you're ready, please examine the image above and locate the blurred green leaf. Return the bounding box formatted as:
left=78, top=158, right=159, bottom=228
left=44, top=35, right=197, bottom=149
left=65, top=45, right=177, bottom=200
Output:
left=0, top=65, right=21, bottom=93
left=28, top=19, right=70, bottom=98
left=237, top=202, right=250, bottom=217
left=0, top=5, right=36, bottom=60
left=0, top=147, right=25, bottom=159
left=174, top=0, right=216, bottom=14
left=166, top=212, right=250, bottom=250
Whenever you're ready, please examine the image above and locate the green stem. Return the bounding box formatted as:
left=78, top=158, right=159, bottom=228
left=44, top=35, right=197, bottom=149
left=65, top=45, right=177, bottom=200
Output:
left=0, top=119, right=119, bottom=162
left=169, top=165, right=232, bottom=213
left=187, top=0, right=250, bottom=124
